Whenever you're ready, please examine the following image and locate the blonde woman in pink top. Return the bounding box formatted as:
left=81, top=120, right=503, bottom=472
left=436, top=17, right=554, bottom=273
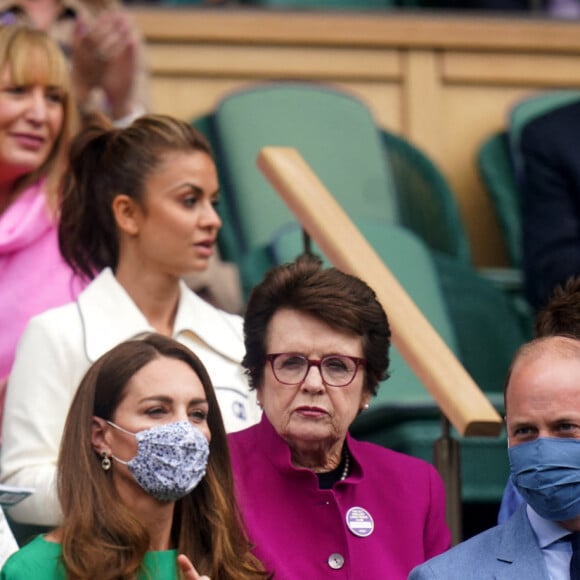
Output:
left=0, top=24, right=82, bottom=415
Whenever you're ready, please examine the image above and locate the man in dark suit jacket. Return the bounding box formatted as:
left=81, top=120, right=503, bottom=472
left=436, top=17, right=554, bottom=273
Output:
left=521, top=100, right=580, bottom=311
left=423, top=0, right=530, bottom=9
left=410, top=335, right=580, bottom=579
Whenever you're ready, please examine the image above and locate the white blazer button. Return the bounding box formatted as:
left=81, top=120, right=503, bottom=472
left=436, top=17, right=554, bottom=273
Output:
left=328, top=553, right=345, bottom=570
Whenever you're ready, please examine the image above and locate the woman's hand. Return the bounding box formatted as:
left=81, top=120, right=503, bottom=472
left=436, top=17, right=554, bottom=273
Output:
left=177, top=554, right=210, bottom=580
left=72, top=10, right=139, bottom=120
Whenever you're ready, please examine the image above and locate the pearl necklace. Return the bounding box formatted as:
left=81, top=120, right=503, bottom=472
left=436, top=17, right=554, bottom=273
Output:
left=340, top=449, right=350, bottom=481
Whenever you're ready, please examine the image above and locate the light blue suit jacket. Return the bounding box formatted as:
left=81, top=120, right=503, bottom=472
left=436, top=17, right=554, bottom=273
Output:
left=408, top=506, right=550, bottom=579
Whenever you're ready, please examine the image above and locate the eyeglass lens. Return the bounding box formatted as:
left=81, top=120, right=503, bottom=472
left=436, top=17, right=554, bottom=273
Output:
left=271, top=353, right=359, bottom=386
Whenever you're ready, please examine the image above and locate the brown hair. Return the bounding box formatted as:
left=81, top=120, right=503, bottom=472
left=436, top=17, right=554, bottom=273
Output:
left=58, top=334, right=268, bottom=580
left=503, top=277, right=580, bottom=410
left=0, top=24, right=77, bottom=208
left=58, top=113, right=213, bottom=280
left=534, top=276, right=580, bottom=339
left=242, top=255, right=391, bottom=396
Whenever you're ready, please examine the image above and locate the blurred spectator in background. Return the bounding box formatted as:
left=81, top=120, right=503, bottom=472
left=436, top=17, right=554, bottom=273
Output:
left=0, top=0, right=149, bottom=125
left=421, top=0, right=531, bottom=10
left=520, top=99, right=580, bottom=311
left=0, top=24, right=83, bottom=427
left=408, top=0, right=580, bottom=15
left=547, top=0, right=580, bottom=17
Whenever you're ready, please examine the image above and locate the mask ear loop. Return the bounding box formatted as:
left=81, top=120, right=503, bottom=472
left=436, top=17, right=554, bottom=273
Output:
left=104, top=420, right=135, bottom=465
left=106, top=420, right=136, bottom=436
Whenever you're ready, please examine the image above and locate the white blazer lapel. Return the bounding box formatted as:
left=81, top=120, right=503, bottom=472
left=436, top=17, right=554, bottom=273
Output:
left=78, top=269, right=154, bottom=362
left=174, top=281, right=244, bottom=363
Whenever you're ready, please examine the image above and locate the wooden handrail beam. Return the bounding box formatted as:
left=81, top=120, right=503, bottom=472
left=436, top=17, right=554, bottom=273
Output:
left=257, top=146, right=503, bottom=437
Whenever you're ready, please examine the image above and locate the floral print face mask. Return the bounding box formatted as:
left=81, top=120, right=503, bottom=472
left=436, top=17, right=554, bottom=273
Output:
left=106, top=420, right=210, bottom=502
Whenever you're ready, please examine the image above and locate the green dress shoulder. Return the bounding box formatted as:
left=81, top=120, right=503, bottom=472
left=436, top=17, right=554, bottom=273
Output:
left=0, top=535, right=179, bottom=579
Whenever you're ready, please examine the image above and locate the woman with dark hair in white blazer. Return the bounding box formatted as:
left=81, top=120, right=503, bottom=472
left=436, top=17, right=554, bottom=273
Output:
left=1, top=113, right=261, bottom=527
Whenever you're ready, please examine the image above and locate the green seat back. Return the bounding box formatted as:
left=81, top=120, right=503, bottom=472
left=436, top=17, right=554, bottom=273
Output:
left=381, top=129, right=471, bottom=265
left=191, top=114, right=243, bottom=266
left=477, top=130, right=522, bottom=268
left=214, top=83, right=400, bottom=259
left=192, top=113, right=278, bottom=300
left=433, top=252, right=532, bottom=397
left=364, top=419, right=509, bottom=504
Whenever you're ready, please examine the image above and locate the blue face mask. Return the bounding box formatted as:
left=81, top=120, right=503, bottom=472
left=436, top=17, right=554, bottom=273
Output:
left=508, top=437, right=580, bottom=521
left=107, top=420, right=210, bottom=502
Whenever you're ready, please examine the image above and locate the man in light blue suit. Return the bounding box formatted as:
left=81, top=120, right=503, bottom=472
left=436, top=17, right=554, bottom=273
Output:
left=410, top=335, right=580, bottom=580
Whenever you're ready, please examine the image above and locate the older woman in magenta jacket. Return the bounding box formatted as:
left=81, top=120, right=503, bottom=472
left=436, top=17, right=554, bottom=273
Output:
left=228, top=256, right=450, bottom=579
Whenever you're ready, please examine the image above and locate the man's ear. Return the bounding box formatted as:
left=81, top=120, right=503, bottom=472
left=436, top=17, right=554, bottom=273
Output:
left=91, top=416, right=111, bottom=455
left=112, top=194, right=140, bottom=236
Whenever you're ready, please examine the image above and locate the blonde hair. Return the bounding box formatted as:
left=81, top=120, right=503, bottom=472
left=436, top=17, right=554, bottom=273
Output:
left=0, top=24, right=78, bottom=209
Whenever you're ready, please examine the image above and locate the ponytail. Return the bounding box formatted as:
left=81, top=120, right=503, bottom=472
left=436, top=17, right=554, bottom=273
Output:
left=58, top=114, right=120, bottom=280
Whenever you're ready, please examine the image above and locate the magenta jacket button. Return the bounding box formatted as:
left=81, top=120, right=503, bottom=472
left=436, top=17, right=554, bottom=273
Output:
left=328, top=553, right=345, bottom=570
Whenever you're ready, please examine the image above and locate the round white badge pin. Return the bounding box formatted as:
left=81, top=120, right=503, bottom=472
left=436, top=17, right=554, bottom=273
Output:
left=346, top=506, right=374, bottom=537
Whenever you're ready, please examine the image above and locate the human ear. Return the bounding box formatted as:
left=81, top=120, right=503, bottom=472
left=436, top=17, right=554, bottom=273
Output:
left=359, top=391, right=372, bottom=413
left=91, top=416, right=111, bottom=455
left=256, top=383, right=265, bottom=407
left=112, top=194, right=140, bottom=235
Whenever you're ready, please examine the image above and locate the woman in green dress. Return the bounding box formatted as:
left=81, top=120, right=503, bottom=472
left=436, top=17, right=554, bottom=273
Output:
left=1, top=334, right=268, bottom=579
